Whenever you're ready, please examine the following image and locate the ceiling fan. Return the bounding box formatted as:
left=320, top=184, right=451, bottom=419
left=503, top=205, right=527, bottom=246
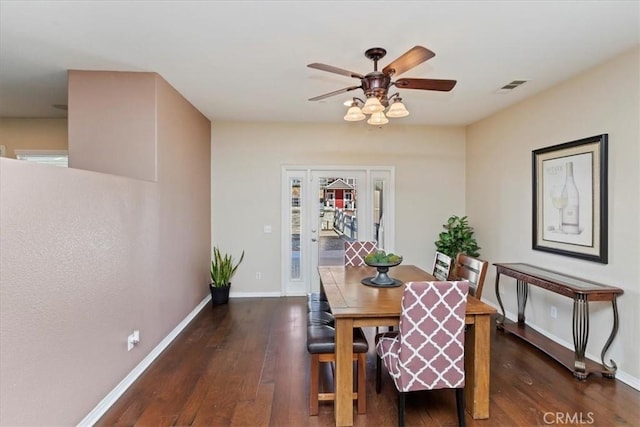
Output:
left=307, top=46, right=456, bottom=125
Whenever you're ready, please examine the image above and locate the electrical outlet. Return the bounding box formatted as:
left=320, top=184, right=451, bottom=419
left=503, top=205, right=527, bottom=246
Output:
left=127, top=330, right=140, bottom=351
left=550, top=306, right=558, bottom=319
left=256, top=272, right=262, bottom=280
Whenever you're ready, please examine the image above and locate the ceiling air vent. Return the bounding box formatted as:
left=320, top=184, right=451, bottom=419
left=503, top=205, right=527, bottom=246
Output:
left=495, top=80, right=529, bottom=93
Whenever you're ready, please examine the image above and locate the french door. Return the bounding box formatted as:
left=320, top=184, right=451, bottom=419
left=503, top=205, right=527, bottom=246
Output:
left=281, top=167, right=394, bottom=295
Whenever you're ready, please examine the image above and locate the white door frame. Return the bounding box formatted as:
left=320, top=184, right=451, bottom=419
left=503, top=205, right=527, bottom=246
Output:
left=281, top=165, right=395, bottom=296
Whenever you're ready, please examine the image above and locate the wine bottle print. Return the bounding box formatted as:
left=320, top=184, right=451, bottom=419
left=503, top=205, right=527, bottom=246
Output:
left=561, top=161, right=580, bottom=234
left=551, top=185, right=568, bottom=233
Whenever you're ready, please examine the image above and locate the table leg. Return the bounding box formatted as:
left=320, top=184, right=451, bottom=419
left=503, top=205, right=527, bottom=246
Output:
left=517, top=280, right=529, bottom=324
left=572, top=294, right=589, bottom=379
left=334, top=317, right=354, bottom=426
left=464, top=313, right=490, bottom=419
left=601, top=298, right=619, bottom=378
left=495, top=273, right=506, bottom=327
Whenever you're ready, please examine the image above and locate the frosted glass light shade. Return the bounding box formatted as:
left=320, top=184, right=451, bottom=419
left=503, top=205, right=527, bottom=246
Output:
left=367, top=111, right=389, bottom=125
left=362, top=97, right=384, bottom=114
left=386, top=101, right=409, bottom=118
left=344, top=106, right=366, bottom=121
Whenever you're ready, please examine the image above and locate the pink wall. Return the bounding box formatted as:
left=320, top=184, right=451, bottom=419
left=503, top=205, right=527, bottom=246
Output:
left=0, top=71, right=210, bottom=425
left=155, top=76, right=212, bottom=330
left=68, top=70, right=157, bottom=181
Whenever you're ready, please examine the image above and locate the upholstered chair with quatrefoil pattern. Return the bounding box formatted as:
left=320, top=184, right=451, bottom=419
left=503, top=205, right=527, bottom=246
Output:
left=344, top=241, right=378, bottom=266
left=345, top=240, right=391, bottom=334
left=375, top=280, right=470, bottom=427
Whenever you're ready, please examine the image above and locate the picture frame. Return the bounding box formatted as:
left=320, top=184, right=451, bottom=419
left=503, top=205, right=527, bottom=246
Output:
left=532, top=134, right=608, bottom=263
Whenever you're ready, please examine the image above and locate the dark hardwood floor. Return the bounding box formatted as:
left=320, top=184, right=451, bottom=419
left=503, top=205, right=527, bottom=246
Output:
left=97, top=297, right=639, bottom=426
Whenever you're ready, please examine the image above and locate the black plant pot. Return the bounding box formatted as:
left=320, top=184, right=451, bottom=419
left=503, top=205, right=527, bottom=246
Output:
left=210, top=284, right=230, bottom=306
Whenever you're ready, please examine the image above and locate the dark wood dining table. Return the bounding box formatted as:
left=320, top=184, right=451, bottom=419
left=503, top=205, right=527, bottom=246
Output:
left=319, top=264, right=497, bottom=427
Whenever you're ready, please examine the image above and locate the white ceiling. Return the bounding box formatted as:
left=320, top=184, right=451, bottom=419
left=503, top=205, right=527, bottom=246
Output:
left=0, top=1, right=638, bottom=126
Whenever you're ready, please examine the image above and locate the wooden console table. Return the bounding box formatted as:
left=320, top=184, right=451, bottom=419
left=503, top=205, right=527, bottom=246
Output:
left=494, top=263, right=623, bottom=380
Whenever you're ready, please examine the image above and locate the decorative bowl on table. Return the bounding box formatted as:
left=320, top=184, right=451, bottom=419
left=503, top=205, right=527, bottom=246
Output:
left=361, top=251, right=403, bottom=288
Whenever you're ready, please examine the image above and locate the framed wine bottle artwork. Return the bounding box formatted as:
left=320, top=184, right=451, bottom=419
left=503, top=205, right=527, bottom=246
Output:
left=532, top=134, right=608, bottom=263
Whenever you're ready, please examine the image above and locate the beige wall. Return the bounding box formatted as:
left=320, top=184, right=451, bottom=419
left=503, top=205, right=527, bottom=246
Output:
left=466, top=47, right=640, bottom=384
left=0, top=118, right=67, bottom=158
left=211, top=122, right=467, bottom=295
left=0, top=72, right=211, bottom=425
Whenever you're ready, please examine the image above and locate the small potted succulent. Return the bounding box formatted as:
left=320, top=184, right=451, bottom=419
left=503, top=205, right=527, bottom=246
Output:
left=210, top=246, right=245, bottom=305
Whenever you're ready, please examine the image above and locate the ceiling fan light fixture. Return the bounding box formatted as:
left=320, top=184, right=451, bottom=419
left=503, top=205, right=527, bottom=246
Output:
left=386, top=99, right=409, bottom=118
left=308, top=46, right=456, bottom=126
left=362, top=96, right=384, bottom=114
left=344, top=105, right=366, bottom=121
left=367, top=111, right=389, bottom=126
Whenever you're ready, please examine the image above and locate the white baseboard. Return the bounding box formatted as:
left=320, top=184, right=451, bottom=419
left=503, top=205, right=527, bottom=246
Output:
left=229, top=291, right=283, bottom=298
left=487, top=301, right=640, bottom=391
left=77, top=295, right=211, bottom=426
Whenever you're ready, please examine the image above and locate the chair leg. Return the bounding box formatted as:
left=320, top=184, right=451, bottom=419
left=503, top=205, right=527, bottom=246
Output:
left=398, top=392, right=406, bottom=427
left=455, top=388, right=466, bottom=427
left=376, top=354, right=382, bottom=394
left=309, top=354, right=319, bottom=415
left=356, top=353, right=366, bottom=414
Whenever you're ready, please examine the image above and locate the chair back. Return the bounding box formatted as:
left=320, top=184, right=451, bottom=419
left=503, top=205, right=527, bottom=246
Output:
left=344, top=241, right=378, bottom=266
left=396, top=281, right=469, bottom=392
left=452, top=254, right=488, bottom=298
left=432, top=251, right=453, bottom=281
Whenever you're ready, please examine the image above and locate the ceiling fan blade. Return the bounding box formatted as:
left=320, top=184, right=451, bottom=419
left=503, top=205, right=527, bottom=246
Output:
left=307, top=63, right=364, bottom=79
left=382, top=46, right=435, bottom=77
left=394, top=78, right=457, bottom=92
left=308, top=85, right=361, bottom=101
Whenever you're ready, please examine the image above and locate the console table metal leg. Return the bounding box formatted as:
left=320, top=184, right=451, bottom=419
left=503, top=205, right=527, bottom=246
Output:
left=495, top=273, right=506, bottom=327
left=572, top=294, right=589, bottom=379
left=600, top=297, right=619, bottom=378
left=516, top=280, right=528, bottom=324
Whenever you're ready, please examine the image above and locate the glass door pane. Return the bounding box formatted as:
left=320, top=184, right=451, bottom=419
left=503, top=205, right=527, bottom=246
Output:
left=318, top=176, right=359, bottom=266
left=290, top=177, right=301, bottom=280
left=373, top=178, right=384, bottom=249
left=282, top=170, right=307, bottom=296
left=310, top=170, right=368, bottom=292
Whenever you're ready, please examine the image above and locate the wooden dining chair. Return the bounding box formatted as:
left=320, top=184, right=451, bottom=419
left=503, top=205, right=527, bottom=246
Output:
left=344, top=240, right=378, bottom=266
left=451, top=254, right=489, bottom=299
left=307, top=324, right=368, bottom=415
left=432, top=251, right=453, bottom=281
left=375, top=280, right=470, bottom=427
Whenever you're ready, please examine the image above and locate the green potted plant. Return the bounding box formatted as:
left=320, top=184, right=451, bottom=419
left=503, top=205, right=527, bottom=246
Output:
left=210, top=246, right=245, bottom=305
left=434, top=215, right=481, bottom=259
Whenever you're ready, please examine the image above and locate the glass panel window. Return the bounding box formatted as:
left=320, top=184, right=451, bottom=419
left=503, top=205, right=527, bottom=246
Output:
left=373, top=178, right=385, bottom=247
left=290, top=178, right=301, bottom=279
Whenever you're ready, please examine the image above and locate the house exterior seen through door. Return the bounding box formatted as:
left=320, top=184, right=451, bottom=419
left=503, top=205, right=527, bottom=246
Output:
left=281, top=166, right=394, bottom=296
